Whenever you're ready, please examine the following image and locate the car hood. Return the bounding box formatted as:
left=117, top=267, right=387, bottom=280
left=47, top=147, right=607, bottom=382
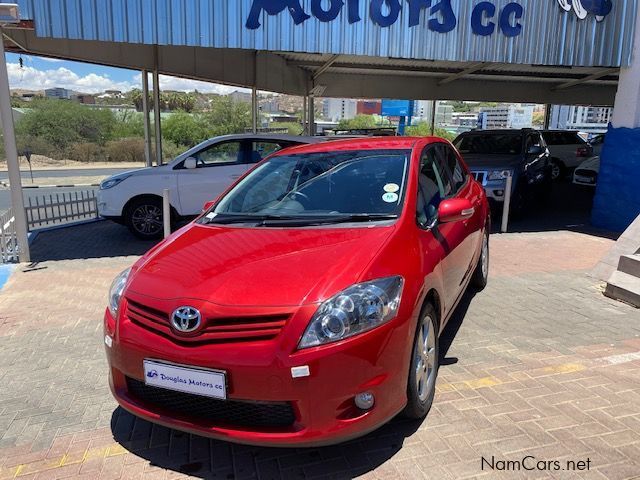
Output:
left=461, top=154, right=523, bottom=170
left=102, top=165, right=170, bottom=183
left=576, top=156, right=600, bottom=172
left=127, top=223, right=395, bottom=307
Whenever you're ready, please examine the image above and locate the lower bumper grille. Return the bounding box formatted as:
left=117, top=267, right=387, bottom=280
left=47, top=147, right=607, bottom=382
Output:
left=125, top=377, right=295, bottom=429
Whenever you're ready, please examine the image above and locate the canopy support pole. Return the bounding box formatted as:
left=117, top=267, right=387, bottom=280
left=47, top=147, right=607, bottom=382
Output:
left=152, top=68, right=162, bottom=166
left=0, top=30, right=30, bottom=262
left=141, top=70, right=152, bottom=167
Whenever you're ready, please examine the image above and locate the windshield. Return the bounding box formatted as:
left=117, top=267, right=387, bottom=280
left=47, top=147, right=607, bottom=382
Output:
left=455, top=134, right=523, bottom=155
left=202, top=149, right=410, bottom=226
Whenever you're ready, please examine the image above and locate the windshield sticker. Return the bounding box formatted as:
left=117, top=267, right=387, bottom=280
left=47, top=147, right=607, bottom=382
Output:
left=384, top=183, right=400, bottom=193
left=206, top=212, right=217, bottom=219
left=382, top=192, right=399, bottom=203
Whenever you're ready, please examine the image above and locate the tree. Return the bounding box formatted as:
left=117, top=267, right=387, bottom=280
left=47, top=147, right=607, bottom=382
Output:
left=201, top=96, right=252, bottom=136
left=163, top=111, right=207, bottom=148
left=16, top=99, right=116, bottom=151
left=405, top=122, right=456, bottom=141
left=338, top=115, right=377, bottom=130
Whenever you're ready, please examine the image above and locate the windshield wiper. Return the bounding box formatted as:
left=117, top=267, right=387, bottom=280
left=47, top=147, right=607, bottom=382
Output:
left=202, top=213, right=398, bottom=227
left=258, top=213, right=399, bottom=227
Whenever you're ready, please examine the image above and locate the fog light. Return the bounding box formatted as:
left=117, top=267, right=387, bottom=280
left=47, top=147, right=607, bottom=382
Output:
left=354, top=392, right=375, bottom=410
left=104, top=335, right=113, bottom=348
left=494, top=190, right=505, bottom=197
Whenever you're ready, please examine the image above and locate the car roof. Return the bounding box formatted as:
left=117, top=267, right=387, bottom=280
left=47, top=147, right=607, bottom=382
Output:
left=204, top=133, right=326, bottom=143
left=459, top=129, right=533, bottom=135
left=271, top=136, right=434, bottom=155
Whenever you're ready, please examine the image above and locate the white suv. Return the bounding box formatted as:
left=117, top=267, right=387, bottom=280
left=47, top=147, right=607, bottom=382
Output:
left=98, top=134, right=322, bottom=239
left=540, top=130, right=594, bottom=180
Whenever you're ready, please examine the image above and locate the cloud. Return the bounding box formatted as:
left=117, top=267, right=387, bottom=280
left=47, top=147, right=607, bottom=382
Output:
left=134, top=72, right=250, bottom=95
left=38, top=58, right=64, bottom=63
left=7, top=63, right=135, bottom=93
left=7, top=61, right=252, bottom=95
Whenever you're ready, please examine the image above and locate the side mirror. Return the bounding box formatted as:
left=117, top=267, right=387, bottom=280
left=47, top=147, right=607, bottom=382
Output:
left=202, top=200, right=215, bottom=213
left=438, top=198, right=475, bottom=224
left=184, top=157, right=197, bottom=169
left=527, top=145, right=544, bottom=156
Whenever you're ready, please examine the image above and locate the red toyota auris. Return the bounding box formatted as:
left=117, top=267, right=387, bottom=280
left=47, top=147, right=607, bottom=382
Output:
left=104, top=137, right=490, bottom=447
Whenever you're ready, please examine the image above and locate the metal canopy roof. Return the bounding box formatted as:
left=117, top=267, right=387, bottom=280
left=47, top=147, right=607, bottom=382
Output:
left=3, top=0, right=626, bottom=105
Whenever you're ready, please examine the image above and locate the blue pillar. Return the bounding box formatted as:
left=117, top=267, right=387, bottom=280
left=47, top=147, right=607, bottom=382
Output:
left=591, top=125, right=640, bottom=231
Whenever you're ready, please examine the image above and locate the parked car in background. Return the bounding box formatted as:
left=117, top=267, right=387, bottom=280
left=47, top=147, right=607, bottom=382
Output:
left=540, top=130, right=593, bottom=180
left=453, top=129, right=552, bottom=215
left=573, top=156, right=600, bottom=187
left=588, top=133, right=606, bottom=156
left=98, top=134, right=325, bottom=239
left=104, top=136, right=490, bottom=446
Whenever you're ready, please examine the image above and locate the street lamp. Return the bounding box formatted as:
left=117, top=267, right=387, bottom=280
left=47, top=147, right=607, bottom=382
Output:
left=0, top=3, right=31, bottom=262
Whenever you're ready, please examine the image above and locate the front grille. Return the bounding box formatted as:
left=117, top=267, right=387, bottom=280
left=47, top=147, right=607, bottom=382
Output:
left=125, top=299, right=290, bottom=344
left=575, top=169, right=597, bottom=179
left=125, top=377, right=296, bottom=428
left=472, top=171, right=486, bottom=184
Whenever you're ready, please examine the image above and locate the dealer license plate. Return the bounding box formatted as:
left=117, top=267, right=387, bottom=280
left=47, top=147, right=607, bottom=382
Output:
left=143, top=359, right=227, bottom=400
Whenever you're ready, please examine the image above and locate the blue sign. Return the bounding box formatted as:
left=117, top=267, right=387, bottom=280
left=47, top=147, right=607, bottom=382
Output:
left=381, top=100, right=412, bottom=117
left=246, top=0, right=523, bottom=36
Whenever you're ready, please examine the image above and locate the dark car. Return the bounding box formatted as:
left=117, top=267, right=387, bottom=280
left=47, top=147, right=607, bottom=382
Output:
left=453, top=129, right=553, bottom=215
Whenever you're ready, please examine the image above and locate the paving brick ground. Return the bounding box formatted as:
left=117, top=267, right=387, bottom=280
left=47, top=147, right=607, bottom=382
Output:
left=0, top=221, right=639, bottom=480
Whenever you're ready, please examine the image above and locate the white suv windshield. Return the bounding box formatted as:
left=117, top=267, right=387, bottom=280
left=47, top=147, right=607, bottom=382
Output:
left=203, top=149, right=410, bottom=226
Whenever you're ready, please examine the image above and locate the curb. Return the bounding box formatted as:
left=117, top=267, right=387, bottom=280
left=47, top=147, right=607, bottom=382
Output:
left=9, top=183, right=100, bottom=189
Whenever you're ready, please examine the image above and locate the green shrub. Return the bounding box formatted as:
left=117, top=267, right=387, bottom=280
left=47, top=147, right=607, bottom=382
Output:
left=105, top=138, right=146, bottom=163
left=15, top=134, right=60, bottom=159
left=67, top=142, right=103, bottom=163
left=15, top=99, right=116, bottom=150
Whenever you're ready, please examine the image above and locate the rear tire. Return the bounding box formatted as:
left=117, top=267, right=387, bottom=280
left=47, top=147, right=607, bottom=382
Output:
left=404, top=304, right=439, bottom=420
left=125, top=197, right=165, bottom=240
left=471, top=230, right=489, bottom=291
left=550, top=159, right=565, bottom=181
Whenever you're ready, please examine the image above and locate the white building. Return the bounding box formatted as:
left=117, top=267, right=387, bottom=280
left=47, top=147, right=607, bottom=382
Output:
left=550, top=105, right=612, bottom=134
left=413, top=101, right=453, bottom=126
left=479, top=104, right=534, bottom=129
left=322, top=98, right=357, bottom=122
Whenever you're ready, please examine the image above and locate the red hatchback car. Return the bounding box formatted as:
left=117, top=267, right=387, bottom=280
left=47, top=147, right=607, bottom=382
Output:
left=104, top=137, right=490, bottom=447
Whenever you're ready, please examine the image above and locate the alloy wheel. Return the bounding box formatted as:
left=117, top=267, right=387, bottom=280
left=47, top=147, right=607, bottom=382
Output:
left=131, top=204, right=163, bottom=236
left=415, top=314, right=437, bottom=402
left=481, top=234, right=489, bottom=280
left=551, top=162, right=561, bottom=180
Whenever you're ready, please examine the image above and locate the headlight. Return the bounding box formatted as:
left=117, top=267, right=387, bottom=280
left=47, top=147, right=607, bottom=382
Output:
left=108, top=267, right=131, bottom=317
left=299, top=276, right=404, bottom=349
left=487, top=170, right=512, bottom=181
left=100, top=176, right=130, bottom=190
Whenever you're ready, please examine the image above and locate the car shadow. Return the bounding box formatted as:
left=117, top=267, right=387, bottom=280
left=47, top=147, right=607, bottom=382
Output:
left=110, top=406, right=422, bottom=479
left=490, top=180, right=619, bottom=240
left=29, top=220, right=159, bottom=262
left=108, top=287, right=477, bottom=479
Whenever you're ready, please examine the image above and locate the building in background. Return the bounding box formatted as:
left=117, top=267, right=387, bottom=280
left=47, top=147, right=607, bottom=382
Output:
left=44, top=87, right=72, bottom=100
left=357, top=100, right=382, bottom=115
left=479, top=104, right=534, bottom=129
left=74, top=94, right=95, bottom=104
left=323, top=98, right=357, bottom=122
left=228, top=90, right=252, bottom=103
left=413, top=101, right=453, bottom=126
left=550, top=105, right=612, bottom=134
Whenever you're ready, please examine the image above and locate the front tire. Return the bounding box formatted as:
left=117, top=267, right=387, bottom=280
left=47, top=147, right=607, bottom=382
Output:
left=550, top=159, right=565, bottom=181
left=125, top=197, right=165, bottom=240
left=404, top=304, right=439, bottom=419
left=471, top=230, right=489, bottom=290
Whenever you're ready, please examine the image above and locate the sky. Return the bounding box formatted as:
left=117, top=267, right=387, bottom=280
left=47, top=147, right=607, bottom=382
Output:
left=6, top=53, right=248, bottom=95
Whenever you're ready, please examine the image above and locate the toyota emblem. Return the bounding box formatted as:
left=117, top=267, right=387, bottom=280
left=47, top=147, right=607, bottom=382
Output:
left=171, top=306, right=201, bottom=333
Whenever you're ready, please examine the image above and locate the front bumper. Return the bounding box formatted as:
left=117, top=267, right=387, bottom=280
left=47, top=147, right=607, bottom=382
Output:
left=104, top=298, right=413, bottom=447
left=97, top=188, right=126, bottom=218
